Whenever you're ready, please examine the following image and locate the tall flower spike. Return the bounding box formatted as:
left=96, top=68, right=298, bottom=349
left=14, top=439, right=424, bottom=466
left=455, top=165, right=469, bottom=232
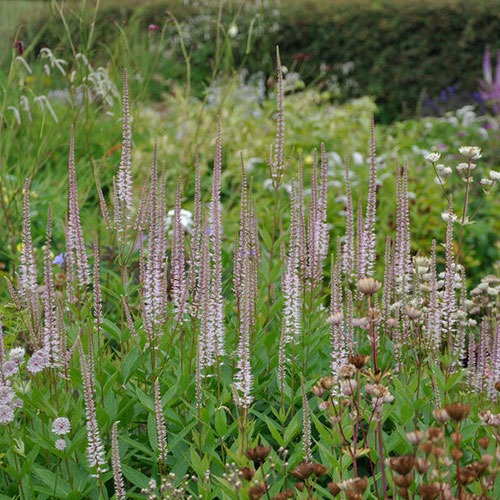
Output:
left=172, top=178, right=187, bottom=324
left=301, top=377, right=312, bottom=463
left=18, top=178, right=38, bottom=309
left=111, top=422, right=126, bottom=500
left=492, top=322, right=500, bottom=401
left=330, top=247, right=346, bottom=379
left=426, top=240, right=441, bottom=353
left=356, top=197, right=365, bottom=282
left=234, top=171, right=256, bottom=411
left=394, top=164, right=412, bottom=280
left=467, top=329, right=476, bottom=391
left=443, top=199, right=457, bottom=350
left=452, top=266, right=467, bottom=370
left=208, top=118, right=225, bottom=358
left=42, top=207, right=60, bottom=367
left=67, top=127, right=91, bottom=291
left=283, top=182, right=302, bottom=344
left=188, top=149, right=202, bottom=316
left=343, top=159, right=355, bottom=281
left=363, top=114, right=377, bottom=277
left=79, top=343, right=107, bottom=475
left=270, top=46, right=285, bottom=188
left=141, top=147, right=167, bottom=330
left=153, top=378, right=168, bottom=464
left=115, top=69, right=133, bottom=241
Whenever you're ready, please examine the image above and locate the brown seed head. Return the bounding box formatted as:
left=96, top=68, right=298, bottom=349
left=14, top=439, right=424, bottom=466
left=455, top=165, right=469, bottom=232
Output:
left=348, top=354, right=370, bottom=369
left=295, top=482, right=304, bottom=492
left=386, top=318, right=399, bottom=328
left=432, top=408, right=450, bottom=423
left=406, top=430, right=424, bottom=446
left=457, top=465, right=478, bottom=485
left=405, top=306, right=421, bottom=320
left=427, top=426, right=444, bottom=442
left=398, top=487, right=409, bottom=499
left=393, top=472, right=412, bottom=487
left=451, top=447, right=463, bottom=461
left=321, top=376, right=336, bottom=390
left=415, top=457, right=430, bottom=474
left=444, top=402, right=471, bottom=422
left=248, top=483, right=268, bottom=500
left=239, top=467, right=255, bottom=481
left=419, top=483, right=440, bottom=500
left=478, top=437, right=490, bottom=449
left=482, top=454, right=494, bottom=467
left=349, top=477, right=368, bottom=494
left=339, top=364, right=356, bottom=379
left=495, top=381, right=500, bottom=392
left=273, top=489, right=294, bottom=500
left=327, top=482, right=341, bottom=496
left=245, top=445, right=271, bottom=467
left=387, top=455, right=415, bottom=475
left=420, top=442, right=433, bottom=455
left=311, top=462, right=328, bottom=476
left=291, top=461, right=315, bottom=481
left=312, top=384, right=325, bottom=397
left=357, top=277, right=382, bottom=295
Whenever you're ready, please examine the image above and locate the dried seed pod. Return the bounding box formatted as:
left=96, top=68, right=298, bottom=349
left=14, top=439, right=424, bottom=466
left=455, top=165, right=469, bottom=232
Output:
left=444, top=402, right=471, bottom=422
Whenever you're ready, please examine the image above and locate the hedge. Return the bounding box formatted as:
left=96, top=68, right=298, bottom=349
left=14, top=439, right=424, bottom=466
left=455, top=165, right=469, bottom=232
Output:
left=25, top=0, right=500, bottom=122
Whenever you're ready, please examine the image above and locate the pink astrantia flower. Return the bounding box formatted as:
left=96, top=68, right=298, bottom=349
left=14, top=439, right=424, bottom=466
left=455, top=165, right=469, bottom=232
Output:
left=52, top=417, right=71, bottom=435
left=0, top=404, right=14, bottom=424
left=55, top=439, right=67, bottom=451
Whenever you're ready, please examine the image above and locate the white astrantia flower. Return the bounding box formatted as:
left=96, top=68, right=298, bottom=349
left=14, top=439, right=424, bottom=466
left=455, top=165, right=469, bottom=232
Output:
left=480, top=179, right=494, bottom=186
left=456, top=162, right=476, bottom=172
left=55, top=438, right=67, bottom=451
left=490, top=170, right=500, bottom=181
left=425, top=152, right=441, bottom=162
left=2, top=361, right=19, bottom=378
left=227, top=23, right=238, bottom=38
left=52, top=417, right=71, bottom=435
left=9, top=347, right=25, bottom=362
left=458, top=146, right=481, bottom=159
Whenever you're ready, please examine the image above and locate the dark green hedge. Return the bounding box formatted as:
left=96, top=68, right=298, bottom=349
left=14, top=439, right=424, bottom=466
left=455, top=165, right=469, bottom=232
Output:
left=29, top=0, right=500, bottom=122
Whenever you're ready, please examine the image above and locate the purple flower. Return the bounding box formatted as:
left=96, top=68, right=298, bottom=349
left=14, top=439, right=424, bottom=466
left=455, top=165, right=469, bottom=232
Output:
left=55, top=439, right=67, bottom=451
left=53, top=253, right=66, bottom=266
left=148, top=24, right=160, bottom=32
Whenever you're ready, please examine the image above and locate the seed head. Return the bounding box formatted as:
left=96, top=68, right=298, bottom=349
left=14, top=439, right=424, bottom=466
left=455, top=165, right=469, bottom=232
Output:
left=245, top=445, right=271, bottom=467
left=444, top=402, right=471, bottom=422
left=387, top=455, right=415, bottom=475
left=357, top=277, right=382, bottom=295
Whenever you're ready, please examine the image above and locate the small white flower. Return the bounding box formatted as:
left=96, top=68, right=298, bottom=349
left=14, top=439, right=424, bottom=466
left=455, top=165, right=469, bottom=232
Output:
left=52, top=417, right=71, bottom=435
left=27, top=350, right=49, bottom=374
left=480, top=179, right=494, bottom=186
left=434, top=176, right=446, bottom=185
left=456, top=162, right=476, bottom=172
left=352, top=152, right=364, bottom=165
left=458, top=146, right=481, bottom=159
left=227, top=23, right=238, bottom=38
left=9, top=347, right=25, bottom=362
left=55, top=438, right=67, bottom=451
left=441, top=212, right=457, bottom=223
left=490, top=170, right=500, bottom=181
left=425, top=152, right=441, bottom=163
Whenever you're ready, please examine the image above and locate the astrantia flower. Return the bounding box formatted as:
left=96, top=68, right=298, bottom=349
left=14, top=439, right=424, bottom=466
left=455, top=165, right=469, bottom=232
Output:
left=2, top=361, right=19, bottom=378
left=52, top=417, right=71, bottom=435
left=27, top=349, right=49, bottom=374
left=424, top=152, right=441, bottom=162
left=9, top=347, right=25, bottom=362
left=459, top=146, right=481, bottom=159
left=441, top=212, right=457, bottom=223
left=0, top=385, right=15, bottom=405
left=480, top=178, right=494, bottom=186
left=55, top=438, right=67, bottom=451
left=456, top=162, right=476, bottom=172
left=0, top=404, right=14, bottom=424
left=490, top=170, right=500, bottom=181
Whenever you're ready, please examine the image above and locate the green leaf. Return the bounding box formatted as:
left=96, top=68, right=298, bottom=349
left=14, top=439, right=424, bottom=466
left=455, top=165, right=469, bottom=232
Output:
left=32, top=464, right=72, bottom=498
left=121, top=464, right=151, bottom=490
